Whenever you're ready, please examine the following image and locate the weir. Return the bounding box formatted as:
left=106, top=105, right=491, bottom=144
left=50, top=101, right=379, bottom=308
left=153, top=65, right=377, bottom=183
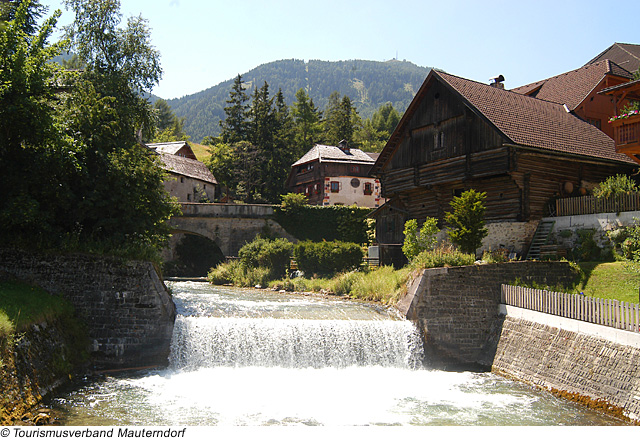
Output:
left=170, top=316, right=423, bottom=370
left=50, top=282, right=626, bottom=426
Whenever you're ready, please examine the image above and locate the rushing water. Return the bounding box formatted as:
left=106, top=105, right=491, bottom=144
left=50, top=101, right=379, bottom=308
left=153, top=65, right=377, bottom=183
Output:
left=51, top=282, right=625, bottom=426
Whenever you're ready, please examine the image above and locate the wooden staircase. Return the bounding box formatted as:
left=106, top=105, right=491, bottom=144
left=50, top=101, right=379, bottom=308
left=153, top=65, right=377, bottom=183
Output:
left=526, top=220, right=555, bottom=260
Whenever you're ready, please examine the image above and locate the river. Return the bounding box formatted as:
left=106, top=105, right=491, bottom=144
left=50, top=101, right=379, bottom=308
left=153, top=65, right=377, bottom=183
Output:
left=50, top=281, right=624, bottom=426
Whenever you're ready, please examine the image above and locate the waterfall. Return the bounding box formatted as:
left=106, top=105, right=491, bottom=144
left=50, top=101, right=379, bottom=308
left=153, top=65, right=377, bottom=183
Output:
left=169, top=315, right=424, bottom=370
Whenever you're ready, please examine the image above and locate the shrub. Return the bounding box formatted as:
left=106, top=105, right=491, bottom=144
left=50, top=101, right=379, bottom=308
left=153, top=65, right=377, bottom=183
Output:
left=410, top=242, right=476, bottom=269
left=593, top=174, right=638, bottom=198
left=238, top=237, right=293, bottom=279
left=402, top=217, right=439, bottom=260
left=481, top=248, right=510, bottom=263
left=445, top=189, right=488, bottom=256
left=279, top=192, right=308, bottom=213
left=293, top=240, right=364, bottom=277
left=207, top=260, right=271, bottom=287
left=274, top=204, right=372, bottom=244
left=335, top=266, right=412, bottom=304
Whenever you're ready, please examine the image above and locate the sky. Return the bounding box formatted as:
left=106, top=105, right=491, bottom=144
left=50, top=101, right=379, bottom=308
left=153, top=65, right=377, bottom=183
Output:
left=40, top=0, right=640, bottom=101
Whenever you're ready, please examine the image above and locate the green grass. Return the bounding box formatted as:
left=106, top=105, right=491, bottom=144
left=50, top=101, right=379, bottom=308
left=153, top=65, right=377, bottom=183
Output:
left=0, top=280, right=74, bottom=338
left=189, top=142, right=211, bottom=162
left=577, top=261, right=640, bottom=303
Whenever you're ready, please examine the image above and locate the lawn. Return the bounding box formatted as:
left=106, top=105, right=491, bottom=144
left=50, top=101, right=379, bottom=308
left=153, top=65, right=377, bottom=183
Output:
left=189, top=142, right=212, bottom=162
left=577, top=261, right=640, bottom=304
left=0, top=280, right=74, bottom=338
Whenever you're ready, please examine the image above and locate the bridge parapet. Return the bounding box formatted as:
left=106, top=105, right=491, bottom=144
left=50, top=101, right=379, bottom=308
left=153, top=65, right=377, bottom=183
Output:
left=179, top=203, right=276, bottom=219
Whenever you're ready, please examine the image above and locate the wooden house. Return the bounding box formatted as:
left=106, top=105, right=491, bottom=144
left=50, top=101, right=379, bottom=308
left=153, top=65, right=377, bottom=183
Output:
left=370, top=70, right=637, bottom=266
left=147, top=142, right=217, bottom=203
left=586, top=43, right=640, bottom=76
left=601, top=79, right=640, bottom=164
left=286, top=140, right=383, bottom=208
left=511, top=59, right=633, bottom=139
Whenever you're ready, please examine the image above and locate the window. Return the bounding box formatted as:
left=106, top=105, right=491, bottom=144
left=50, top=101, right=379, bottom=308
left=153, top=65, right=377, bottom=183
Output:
left=331, top=181, right=340, bottom=193
left=587, top=118, right=601, bottom=129
left=364, top=182, right=373, bottom=195
left=180, top=177, right=184, bottom=183
left=350, top=165, right=360, bottom=173
left=434, top=131, right=444, bottom=149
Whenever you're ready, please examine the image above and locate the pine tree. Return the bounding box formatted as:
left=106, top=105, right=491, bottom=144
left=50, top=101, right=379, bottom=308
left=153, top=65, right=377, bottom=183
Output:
left=220, top=74, right=249, bottom=144
left=292, top=88, right=322, bottom=153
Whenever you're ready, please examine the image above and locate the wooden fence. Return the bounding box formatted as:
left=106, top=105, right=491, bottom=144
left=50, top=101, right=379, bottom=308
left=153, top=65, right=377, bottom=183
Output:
left=501, top=284, right=640, bottom=332
left=554, top=193, right=640, bottom=217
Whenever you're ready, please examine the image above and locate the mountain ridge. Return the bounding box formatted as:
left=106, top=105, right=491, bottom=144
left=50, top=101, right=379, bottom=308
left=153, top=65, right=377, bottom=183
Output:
left=166, top=58, right=433, bottom=142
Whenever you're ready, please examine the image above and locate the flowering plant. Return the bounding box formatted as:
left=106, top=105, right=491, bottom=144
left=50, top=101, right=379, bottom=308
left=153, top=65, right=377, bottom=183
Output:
left=609, top=109, right=640, bottom=123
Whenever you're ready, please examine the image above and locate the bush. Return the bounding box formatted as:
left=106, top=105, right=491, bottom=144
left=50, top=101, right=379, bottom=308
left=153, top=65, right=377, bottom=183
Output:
left=402, top=217, right=439, bottom=260
left=274, top=204, right=372, bottom=244
left=207, top=260, right=271, bottom=287
left=238, top=237, right=293, bottom=278
left=593, top=174, right=638, bottom=198
left=333, top=266, right=412, bottom=304
left=410, top=242, right=476, bottom=269
left=293, top=240, right=364, bottom=277
left=445, top=189, right=488, bottom=256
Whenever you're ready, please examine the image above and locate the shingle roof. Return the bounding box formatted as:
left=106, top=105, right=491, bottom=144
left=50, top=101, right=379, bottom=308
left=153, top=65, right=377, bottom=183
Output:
left=510, top=60, right=632, bottom=110
left=147, top=141, right=195, bottom=158
left=586, top=43, right=640, bottom=74
left=159, top=153, right=217, bottom=184
left=292, top=144, right=376, bottom=167
left=437, top=71, right=634, bottom=164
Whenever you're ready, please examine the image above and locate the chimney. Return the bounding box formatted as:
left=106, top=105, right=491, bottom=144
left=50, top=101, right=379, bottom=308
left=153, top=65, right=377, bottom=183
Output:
left=489, top=74, right=505, bottom=89
left=338, top=139, right=350, bottom=153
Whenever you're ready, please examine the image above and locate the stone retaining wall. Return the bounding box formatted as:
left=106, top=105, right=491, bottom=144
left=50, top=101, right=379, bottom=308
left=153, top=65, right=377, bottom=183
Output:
left=397, top=261, right=579, bottom=368
left=0, top=316, right=85, bottom=424
left=492, top=315, right=640, bottom=421
left=0, top=249, right=176, bottom=370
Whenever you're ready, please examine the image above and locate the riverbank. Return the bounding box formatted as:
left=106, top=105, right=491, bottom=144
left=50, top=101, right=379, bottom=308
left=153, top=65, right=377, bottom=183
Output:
left=0, top=278, right=89, bottom=425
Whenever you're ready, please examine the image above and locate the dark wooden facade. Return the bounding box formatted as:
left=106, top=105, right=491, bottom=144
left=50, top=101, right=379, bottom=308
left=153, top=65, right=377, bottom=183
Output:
left=371, top=71, right=636, bottom=266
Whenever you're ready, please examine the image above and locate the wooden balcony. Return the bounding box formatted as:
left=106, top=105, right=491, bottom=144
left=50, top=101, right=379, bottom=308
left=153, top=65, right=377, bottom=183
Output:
left=611, top=113, right=640, bottom=160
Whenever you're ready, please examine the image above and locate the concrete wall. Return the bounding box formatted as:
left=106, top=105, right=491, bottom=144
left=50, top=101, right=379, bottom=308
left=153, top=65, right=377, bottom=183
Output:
left=546, top=210, right=640, bottom=249
left=163, top=175, right=215, bottom=203
left=0, top=249, right=176, bottom=370
left=397, top=261, right=578, bottom=368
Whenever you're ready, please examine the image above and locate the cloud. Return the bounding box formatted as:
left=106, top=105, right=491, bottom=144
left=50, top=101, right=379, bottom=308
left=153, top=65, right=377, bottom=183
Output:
left=169, top=0, right=180, bottom=6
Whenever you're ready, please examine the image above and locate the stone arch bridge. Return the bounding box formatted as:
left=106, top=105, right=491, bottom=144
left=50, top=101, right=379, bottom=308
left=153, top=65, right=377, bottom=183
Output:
left=167, top=203, right=296, bottom=258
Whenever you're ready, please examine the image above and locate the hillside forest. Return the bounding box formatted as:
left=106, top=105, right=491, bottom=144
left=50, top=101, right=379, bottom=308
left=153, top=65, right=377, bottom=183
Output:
left=167, top=58, right=431, bottom=142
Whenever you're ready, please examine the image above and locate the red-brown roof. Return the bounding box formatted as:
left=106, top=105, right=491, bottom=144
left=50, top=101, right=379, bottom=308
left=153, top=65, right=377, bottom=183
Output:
left=510, top=60, right=632, bottom=110
left=586, top=43, right=640, bottom=74
left=373, top=70, right=635, bottom=174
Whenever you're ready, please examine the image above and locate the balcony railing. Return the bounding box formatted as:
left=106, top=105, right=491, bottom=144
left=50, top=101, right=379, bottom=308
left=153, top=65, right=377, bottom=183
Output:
left=611, top=113, right=640, bottom=154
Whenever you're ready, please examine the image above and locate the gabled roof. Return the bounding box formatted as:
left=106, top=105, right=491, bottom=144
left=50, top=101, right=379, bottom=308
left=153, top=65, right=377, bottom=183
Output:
left=372, top=70, right=635, bottom=174
left=586, top=43, right=640, bottom=74
left=292, top=144, right=376, bottom=167
left=158, top=153, right=217, bottom=185
left=147, top=141, right=196, bottom=159
left=510, top=59, right=632, bottom=110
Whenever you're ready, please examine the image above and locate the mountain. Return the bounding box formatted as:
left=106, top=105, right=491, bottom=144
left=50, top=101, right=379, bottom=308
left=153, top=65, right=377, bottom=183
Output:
left=167, top=59, right=432, bottom=142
